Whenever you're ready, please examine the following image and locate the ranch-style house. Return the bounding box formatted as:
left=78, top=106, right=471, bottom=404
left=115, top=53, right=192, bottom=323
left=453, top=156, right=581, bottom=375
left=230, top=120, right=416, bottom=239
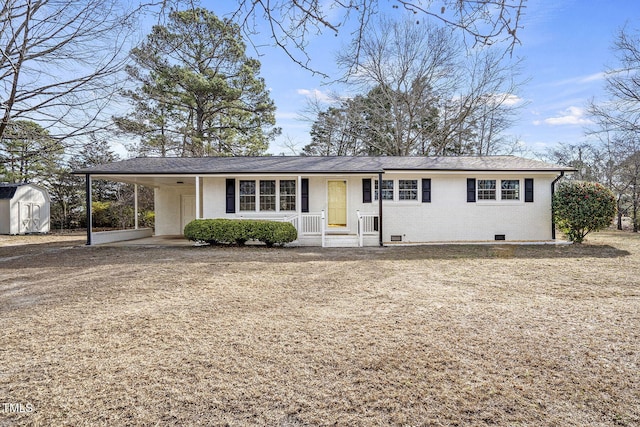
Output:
left=75, top=155, right=574, bottom=247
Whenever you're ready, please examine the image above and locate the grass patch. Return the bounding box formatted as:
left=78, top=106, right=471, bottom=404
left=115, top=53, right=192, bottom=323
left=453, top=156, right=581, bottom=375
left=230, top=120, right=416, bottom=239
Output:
left=1, top=230, right=639, bottom=425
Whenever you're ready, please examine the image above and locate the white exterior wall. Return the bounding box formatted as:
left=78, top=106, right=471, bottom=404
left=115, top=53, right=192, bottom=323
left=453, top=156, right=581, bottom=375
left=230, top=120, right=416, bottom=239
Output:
left=202, top=177, right=226, bottom=218
left=154, top=186, right=195, bottom=235
left=201, top=175, right=377, bottom=232
left=2, top=184, right=50, bottom=234
left=0, top=200, right=10, bottom=234
left=168, top=172, right=559, bottom=244
left=378, top=172, right=556, bottom=243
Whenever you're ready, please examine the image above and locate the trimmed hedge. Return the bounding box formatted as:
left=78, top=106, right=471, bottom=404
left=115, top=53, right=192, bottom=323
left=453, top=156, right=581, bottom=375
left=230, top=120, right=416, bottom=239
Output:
left=184, top=218, right=297, bottom=247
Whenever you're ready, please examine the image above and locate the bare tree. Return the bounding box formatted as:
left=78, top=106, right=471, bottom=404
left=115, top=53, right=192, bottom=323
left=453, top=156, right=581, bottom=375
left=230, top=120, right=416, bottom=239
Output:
left=0, top=1, right=166, bottom=144
left=231, top=0, right=525, bottom=77
left=325, top=17, right=523, bottom=156
left=335, top=18, right=457, bottom=155
left=588, top=26, right=640, bottom=231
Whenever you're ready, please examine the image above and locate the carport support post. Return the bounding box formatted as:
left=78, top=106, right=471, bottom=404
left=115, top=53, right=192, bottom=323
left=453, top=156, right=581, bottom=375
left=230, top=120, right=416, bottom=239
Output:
left=378, top=172, right=383, bottom=247
left=297, top=175, right=302, bottom=228
left=134, top=184, right=139, bottom=229
left=85, top=174, right=92, bottom=245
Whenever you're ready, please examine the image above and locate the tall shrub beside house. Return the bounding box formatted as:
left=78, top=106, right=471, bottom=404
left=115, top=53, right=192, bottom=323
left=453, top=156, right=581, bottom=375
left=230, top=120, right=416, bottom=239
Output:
left=553, top=181, right=617, bottom=243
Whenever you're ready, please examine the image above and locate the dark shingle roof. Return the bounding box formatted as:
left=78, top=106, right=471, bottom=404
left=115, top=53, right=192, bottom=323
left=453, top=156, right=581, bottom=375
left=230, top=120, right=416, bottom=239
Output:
left=0, top=183, right=24, bottom=200
left=74, top=156, right=574, bottom=175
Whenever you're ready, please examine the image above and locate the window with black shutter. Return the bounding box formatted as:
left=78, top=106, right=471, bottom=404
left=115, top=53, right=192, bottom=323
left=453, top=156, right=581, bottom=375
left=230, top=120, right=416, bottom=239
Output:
left=467, top=178, right=476, bottom=202
left=422, top=178, right=431, bottom=203
left=362, top=178, right=372, bottom=203
left=225, top=179, right=235, bottom=213
left=301, top=178, right=309, bottom=212
left=525, top=178, right=534, bottom=203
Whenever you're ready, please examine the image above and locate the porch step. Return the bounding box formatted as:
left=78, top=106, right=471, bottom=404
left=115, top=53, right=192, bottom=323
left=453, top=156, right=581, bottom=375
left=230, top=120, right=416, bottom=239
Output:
left=323, top=234, right=360, bottom=248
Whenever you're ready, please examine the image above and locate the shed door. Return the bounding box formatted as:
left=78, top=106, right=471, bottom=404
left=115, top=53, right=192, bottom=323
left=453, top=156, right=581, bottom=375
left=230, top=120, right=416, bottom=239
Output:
left=181, top=195, right=196, bottom=234
left=327, top=180, right=347, bottom=227
left=20, top=203, right=41, bottom=233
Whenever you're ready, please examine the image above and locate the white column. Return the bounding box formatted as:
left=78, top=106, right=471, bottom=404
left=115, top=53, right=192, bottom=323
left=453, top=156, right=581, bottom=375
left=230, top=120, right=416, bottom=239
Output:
left=134, top=184, right=139, bottom=229
left=297, top=175, right=302, bottom=232
left=195, top=176, right=201, bottom=219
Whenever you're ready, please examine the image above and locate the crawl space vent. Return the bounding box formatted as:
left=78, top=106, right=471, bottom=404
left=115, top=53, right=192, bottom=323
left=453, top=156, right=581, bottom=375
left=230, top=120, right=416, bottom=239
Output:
left=390, top=235, right=402, bottom=242
left=494, top=234, right=506, bottom=241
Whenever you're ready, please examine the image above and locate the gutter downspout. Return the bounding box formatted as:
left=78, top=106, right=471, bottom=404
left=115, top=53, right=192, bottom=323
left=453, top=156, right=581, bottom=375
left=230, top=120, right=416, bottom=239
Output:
left=378, top=172, right=383, bottom=247
left=551, top=171, right=565, bottom=240
left=86, top=174, right=92, bottom=246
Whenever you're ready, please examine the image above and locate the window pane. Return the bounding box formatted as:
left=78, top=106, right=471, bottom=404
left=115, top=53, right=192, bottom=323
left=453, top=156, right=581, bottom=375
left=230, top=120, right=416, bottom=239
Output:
left=375, top=180, right=394, bottom=200
left=239, top=180, right=256, bottom=211
left=280, top=180, right=296, bottom=211
left=398, top=180, right=418, bottom=200
left=501, top=180, right=520, bottom=200
left=477, top=180, right=496, bottom=200
left=260, top=180, right=276, bottom=211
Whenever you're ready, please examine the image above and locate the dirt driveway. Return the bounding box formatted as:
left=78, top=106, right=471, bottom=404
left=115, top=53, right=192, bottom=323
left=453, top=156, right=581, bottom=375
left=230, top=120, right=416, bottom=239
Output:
left=1, top=231, right=639, bottom=426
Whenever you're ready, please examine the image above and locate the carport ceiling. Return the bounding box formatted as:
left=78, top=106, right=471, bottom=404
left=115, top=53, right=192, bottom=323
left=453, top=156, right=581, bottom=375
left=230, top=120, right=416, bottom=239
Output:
left=91, top=175, right=198, bottom=188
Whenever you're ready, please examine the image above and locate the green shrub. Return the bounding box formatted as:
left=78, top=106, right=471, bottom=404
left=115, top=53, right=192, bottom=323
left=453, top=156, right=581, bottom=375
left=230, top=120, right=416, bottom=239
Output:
left=553, top=181, right=617, bottom=243
left=183, top=218, right=298, bottom=247
left=183, top=219, right=217, bottom=244
left=210, top=218, right=251, bottom=245
left=251, top=220, right=298, bottom=247
left=139, top=210, right=155, bottom=229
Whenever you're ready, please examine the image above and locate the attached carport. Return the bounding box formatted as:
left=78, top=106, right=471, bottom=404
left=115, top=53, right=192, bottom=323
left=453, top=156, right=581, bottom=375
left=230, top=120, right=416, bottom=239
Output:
left=79, top=172, right=203, bottom=245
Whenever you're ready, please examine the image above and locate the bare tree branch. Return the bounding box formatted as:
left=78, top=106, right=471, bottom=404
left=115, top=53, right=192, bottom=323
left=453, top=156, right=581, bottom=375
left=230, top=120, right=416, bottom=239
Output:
left=230, top=0, right=525, bottom=78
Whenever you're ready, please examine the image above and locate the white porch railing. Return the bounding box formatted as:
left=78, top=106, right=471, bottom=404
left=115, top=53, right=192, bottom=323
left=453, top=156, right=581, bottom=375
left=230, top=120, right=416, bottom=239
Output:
left=236, top=210, right=375, bottom=247
left=357, top=211, right=379, bottom=247
left=299, top=212, right=323, bottom=234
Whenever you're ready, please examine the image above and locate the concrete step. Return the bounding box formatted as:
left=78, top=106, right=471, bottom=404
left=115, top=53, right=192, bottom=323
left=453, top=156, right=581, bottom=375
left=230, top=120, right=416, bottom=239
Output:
left=323, top=235, right=360, bottom=248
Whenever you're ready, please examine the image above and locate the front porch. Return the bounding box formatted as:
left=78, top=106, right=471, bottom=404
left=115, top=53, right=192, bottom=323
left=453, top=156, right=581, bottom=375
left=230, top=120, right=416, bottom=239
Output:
left=237, top=210, right=380, bottom=247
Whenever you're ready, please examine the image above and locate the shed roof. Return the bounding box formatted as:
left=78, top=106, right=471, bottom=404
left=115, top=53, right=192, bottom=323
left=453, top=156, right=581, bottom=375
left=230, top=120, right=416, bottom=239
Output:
left=0, top=183, right=24, bottom=200
left=74, top=155, right=574, bottom=176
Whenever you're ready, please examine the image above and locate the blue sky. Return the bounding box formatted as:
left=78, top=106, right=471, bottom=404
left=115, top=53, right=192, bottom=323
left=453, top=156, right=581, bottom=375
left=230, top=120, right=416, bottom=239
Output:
left=207, top=1, right=639, bottom=157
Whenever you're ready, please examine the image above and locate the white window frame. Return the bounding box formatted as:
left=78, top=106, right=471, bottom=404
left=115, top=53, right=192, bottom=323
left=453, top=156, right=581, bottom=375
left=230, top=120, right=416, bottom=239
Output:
left=238, top=179, right=297, bottom=212
left=398, top=179, right=418, bottom=201
left=279, top=180, right=297, bottom=211
left=477, top=179, right=497, bottom=200
left=375, top=179, right=394, bottom=201
left=501, top=179, right=520, bottom=201
left=476, top=179, right=522, bottom=202
left=239, top=180, right=256, bottom=211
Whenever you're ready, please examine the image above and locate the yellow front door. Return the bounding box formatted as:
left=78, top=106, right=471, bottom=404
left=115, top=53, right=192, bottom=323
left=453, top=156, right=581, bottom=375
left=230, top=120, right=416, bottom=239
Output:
left=327, top=180, right=347, bottom=227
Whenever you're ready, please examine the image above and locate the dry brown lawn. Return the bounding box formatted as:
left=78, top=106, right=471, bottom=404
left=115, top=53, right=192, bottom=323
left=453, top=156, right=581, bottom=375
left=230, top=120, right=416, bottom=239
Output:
left=1, top=230, right=639, bottom=426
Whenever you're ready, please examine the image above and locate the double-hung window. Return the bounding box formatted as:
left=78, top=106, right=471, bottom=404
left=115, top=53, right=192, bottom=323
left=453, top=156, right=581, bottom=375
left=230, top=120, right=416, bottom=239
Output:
left=239, top=179, right=296, bottom=212
left=260, top=180, right=276, bottom=211
left=239, top=180, right=256, bottom=211
left=501, top=180, right=520, bottom=200
left=398, top=180, right=418, bottom=200
left=477, top=180, right=497, bottom=200
left=375, top=180, right=394, bottom=200
left=474, top=179, right=521, bottom=201
left=279, top=180, right=296, bottom=211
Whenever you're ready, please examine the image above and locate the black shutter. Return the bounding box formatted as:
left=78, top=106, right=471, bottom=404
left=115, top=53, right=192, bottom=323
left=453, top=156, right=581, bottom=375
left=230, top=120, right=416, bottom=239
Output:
left=225, top=179, right=235, bottom=213
left=467, top=178, right=476, bottom=202
left=422, top=178, right=431, bottom=203
left=301, top=178, right=309, bottom=212
left=362, top=178, right=372, bottom=203
left=525, top=178, right=534, bottom=202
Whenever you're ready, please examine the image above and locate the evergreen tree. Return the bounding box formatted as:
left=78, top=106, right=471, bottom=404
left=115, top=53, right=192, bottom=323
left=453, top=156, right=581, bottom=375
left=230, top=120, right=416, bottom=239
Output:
left=115, top=8, right=279, bottom=157
left=0, top=120, right=63, bottom=183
